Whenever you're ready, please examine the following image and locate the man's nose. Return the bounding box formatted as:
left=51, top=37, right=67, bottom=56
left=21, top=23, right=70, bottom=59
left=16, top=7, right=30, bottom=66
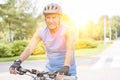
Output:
left=49, top=18, right=53, bottom=22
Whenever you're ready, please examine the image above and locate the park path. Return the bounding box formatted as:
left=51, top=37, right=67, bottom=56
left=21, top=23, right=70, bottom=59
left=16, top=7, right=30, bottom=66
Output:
left=79, top=40, right=120, bottom=80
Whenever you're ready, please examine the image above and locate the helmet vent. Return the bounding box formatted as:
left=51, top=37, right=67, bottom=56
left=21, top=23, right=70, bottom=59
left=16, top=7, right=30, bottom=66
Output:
left=43, top=3, right=62, bottom=14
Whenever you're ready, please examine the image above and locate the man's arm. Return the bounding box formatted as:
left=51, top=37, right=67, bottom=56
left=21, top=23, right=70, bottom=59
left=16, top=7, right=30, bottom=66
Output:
left=64, top=28, right=74, bottom=67
left=19, top=30, right=41, bottom=62
left=56, top=28, right=75, bottom=76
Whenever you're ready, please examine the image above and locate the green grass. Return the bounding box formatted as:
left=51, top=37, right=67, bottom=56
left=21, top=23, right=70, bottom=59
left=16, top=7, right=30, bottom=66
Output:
left=75, top=43, right=111, bottom=57
left=0, top=42, right=111, bottom=62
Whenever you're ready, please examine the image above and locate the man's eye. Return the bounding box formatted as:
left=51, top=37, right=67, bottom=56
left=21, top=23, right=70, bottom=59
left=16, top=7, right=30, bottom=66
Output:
left=46, top=17, right=50, bottom=19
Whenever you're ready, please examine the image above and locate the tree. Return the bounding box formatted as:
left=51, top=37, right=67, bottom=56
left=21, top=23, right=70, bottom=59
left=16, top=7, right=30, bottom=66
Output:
left=96, top=15, right=109, bottom=40
left=0, top=0, right=37, bottom=41
left=111, top=16, right=120, bottom=39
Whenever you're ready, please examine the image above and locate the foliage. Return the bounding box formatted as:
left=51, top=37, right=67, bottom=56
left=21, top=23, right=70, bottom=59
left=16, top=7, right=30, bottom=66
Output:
left=111, top=16, right=120, bottom=38
left=0, top=44, right=13, bottom=57
left=32, top=42, right=45, bottom=55
left=0, top=0, right=38, bottom=41
left=78, top=15, right=120, bottom=40
left=75, top=39, right=98, bottom=49
left=0, top=40, right=46, bottom=57
left=9, top=40, right=28, bottom=56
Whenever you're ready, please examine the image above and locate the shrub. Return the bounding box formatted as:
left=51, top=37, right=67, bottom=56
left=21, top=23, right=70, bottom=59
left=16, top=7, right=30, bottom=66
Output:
left=0, top=44, right=13, bottom=57
left=0, top=40, right=46, bottom=57
left=32, top=42, right=45, bottom=55
left=10, top=40, right=28, bottom=56
left=75, top=39, right=98, bottom=49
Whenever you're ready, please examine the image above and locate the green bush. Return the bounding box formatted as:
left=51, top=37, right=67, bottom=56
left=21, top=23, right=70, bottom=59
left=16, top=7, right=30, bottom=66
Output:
left=9, top=40, right=28, bottom=56
left=0, top=40, right=46, bottom=57
left=32, top=42, right=45, bottom=55
left=0, top=44, right=13, bottom=57
left=75, top=39, right=98, bottom=49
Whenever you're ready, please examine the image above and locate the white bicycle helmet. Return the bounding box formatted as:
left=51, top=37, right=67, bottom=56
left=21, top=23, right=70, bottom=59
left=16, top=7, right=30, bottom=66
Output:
left=43, top=3, right=62, bottom=15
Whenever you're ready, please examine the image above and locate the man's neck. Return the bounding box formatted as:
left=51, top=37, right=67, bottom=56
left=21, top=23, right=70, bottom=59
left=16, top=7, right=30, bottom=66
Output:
left=49, top=25, right=60, bottom=34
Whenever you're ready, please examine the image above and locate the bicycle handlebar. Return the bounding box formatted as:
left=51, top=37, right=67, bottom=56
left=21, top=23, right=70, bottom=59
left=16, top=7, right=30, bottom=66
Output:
left=17, top=67, right=76, bottom=80
left=17, top=67, right=57, bottom=79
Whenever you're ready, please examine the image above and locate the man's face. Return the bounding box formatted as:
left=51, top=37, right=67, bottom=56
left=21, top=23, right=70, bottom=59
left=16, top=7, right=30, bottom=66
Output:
left=45, top=14, right=60, bottom=30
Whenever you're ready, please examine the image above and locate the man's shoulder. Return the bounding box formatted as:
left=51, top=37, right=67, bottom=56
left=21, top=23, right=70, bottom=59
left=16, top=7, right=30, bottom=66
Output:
left=37, top=26, right=48, bottom=40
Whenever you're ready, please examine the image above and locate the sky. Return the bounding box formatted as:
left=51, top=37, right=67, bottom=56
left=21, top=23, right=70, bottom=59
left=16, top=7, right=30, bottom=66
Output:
left=35, top=0, right=120, bottom=26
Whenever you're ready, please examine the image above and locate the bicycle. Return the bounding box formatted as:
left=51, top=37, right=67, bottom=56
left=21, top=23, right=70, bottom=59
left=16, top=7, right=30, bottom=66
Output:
left=16, top=67, right=77, bottom=80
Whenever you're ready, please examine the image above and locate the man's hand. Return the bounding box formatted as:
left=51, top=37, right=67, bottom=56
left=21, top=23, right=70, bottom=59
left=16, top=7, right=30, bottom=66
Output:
left=57, top=66, right=69, bottom=75
left=9, top=59, right=21, bottom=74
left=56, top=66, right=69, bottom=80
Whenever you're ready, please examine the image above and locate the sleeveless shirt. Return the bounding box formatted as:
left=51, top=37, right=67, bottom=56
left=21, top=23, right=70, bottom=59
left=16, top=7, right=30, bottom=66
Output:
left=39, top=24, right=76, bottom=76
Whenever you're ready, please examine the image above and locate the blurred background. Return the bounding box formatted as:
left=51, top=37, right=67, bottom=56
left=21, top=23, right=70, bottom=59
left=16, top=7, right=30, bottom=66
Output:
left=0, top=0, right=120, bottom=80
left=0, top=0, right=119, bottom=58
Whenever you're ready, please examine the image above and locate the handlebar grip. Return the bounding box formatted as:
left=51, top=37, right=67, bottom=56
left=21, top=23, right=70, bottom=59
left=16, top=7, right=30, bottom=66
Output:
left=17, top=67, right=28, bottom=75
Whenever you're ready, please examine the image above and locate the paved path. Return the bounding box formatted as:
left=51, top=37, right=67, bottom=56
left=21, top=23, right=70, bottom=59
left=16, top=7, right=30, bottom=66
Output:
left=80, top=40, right=120, bottom=80
left=1, top=40, right=120, bottom=80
